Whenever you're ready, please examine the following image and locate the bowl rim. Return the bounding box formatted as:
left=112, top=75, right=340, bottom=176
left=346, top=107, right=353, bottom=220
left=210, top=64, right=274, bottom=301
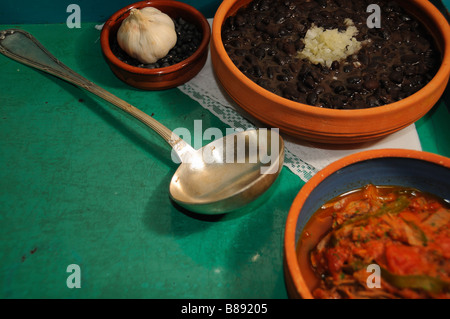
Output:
left=100, top=0, right=211, bottom=76
left=284, top=148, right=450, bottom=299
left=212, top=0, right=450, bottom=118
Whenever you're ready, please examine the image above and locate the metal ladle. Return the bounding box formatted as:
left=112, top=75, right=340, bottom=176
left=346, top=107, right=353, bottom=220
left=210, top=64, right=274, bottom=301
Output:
left=0, top=29, right=284, bottom=214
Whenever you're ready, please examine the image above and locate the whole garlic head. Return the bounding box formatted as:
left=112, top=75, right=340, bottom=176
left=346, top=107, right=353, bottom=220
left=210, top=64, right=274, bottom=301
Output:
left=117, top=7, right=177, bottom=64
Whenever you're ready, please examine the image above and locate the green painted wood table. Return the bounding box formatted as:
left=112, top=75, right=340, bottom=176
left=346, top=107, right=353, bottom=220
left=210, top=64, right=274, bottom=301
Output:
left=0, top=2, right=449, bottom=299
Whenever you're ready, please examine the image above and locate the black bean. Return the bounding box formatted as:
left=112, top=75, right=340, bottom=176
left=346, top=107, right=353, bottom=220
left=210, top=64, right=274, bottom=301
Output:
left=256, top=21, right=268, bottom=32
left=275, top=13, right=287, bottom=24
left=253, top=65, right=263, bottom=78
left=347, top=76, right=362, bottom=84
left=317, top=0, right=327, bottom=8
left=254, top=48, right=266, bottom=59
left=282, top=42, right=297, bottom=55
left=297, top=83, right=308, bottom=93
left=223, top=30, right=241, bottom=41
left=330, top=80, right=345, bottom=93
left=238, top=65, right=246, bottom=73
left=295, top=41, right=305, bottom=52
left=384, top=82, right=397, bottom=93
left=401, top=54, right=421, bottom=65
left=235, top=15, right=246, bottom=27
left=267, top=49, right=277, bottom=56
left=358, top=51, right=369, bottom=65
left=343, top=64, right=354, bottom=73
left=245, top=55, right=257, bottom=65
left=310, top=70, right=322, bottom=82
left=267, top=66, right=275, bottom=79
left=304, top=77, right=316, bottom=89
left=315, top=85, right=325, bottom=95
left=285, top=21, right=294, bottom=31
left=257, top=43, right=271, bottom=51
left=282, top=68, right=293, bottom=77
left=401, top=14, right=412, bottom=22
left=414, top=64, right=428, bottom=75
left=334, top=85, right=346, bottom=94
left=404, top=67, right=416, bottom=77
left=381, top=30, right=391, bottom=40
left=283, top=84, right=300, bottom=100
left=279, top=28, right=289, bottom=36
left=306, top=92, right=318, bottom=105
left=330, top=61, right=340, bottom=70
left=363, top=79, right=380, bottom=90
left=277, top=74, right=290, bottom=81
left=289, top=61, right=301, bottom=73
left=234, top=49, right=246, bottom=56
left=367, top=95, right=381, bottom=107
left=389, top=70, right=404, bottom=84
left=392, top=60, right=404, bottom=71
left=274, top=55, right=290, bottom=66
left=298, top=64, right=312, bottom=78
left=256, top=79, right=270, bottom=88
left=266, top=25, right=280, bottom=38
left=382, top=47, right=391, bottom=56
left=308, top=12, right=322, bottom=23
left=319, top=93, right=333, bottom=108
left=407, top=75, right=425, bottom=88
left=261, top=17, right=270, bottom=25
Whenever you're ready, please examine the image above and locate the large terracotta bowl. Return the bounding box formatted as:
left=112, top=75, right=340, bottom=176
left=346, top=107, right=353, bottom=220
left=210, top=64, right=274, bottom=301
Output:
left=101, top=0, right=210, bottom=90
left=211, top=0, right=450, bottom=144
left=284, top=149, right=450, bottom=299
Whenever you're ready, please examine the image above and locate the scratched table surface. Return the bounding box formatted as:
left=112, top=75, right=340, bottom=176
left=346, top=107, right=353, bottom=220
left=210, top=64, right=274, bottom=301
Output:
left=0, top=1, right=449, bottom=298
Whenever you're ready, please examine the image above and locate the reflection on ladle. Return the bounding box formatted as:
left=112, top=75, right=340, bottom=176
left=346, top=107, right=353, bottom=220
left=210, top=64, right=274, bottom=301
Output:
left=0, top=29, right=284, bottom=214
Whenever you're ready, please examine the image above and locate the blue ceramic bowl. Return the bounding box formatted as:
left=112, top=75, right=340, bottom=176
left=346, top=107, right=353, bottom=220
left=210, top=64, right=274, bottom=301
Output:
left=284, top=149, right=450, bottom=299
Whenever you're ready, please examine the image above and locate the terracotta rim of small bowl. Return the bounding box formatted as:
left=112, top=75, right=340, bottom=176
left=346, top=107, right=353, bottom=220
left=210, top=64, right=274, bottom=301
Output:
left=212, top=0, right=450, bottom=121
left=100, top=0, right=211, bottom=77
left=284, top=148, right=450, bottom=299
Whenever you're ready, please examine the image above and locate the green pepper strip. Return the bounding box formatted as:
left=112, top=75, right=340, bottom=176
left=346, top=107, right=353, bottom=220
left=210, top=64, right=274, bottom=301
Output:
left=328, top=196, right=410, bottom=246
left=403, top=219, right=428, bottom=246
left=381, top=267, right=450, bottom=294
left=340, top=196, right=410, bottom=229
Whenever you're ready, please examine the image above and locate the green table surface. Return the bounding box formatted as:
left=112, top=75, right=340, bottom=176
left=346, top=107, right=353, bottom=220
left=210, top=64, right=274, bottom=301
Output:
left=1, top=11, right=449, bottom=298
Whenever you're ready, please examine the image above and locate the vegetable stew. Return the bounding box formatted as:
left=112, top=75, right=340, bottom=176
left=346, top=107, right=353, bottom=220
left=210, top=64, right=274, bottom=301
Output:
left=297, top=184, right=450, bottom=299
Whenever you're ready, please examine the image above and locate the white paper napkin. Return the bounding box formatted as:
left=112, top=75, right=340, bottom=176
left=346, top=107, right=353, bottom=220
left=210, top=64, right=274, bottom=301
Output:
left=178, top=19, right=422, bottom=182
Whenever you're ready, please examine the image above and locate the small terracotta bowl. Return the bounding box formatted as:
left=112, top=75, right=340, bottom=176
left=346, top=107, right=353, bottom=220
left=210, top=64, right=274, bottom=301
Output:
left=283, top=149, right=450, bottom=299
left=100, top=0, right=211, bottom=90
left=211, top=0, right=450, bottom=144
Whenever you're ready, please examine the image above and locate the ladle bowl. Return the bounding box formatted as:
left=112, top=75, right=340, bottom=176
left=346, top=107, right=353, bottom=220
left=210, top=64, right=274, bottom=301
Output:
left=170, top=128, right=284, bottom=214
left=0, top=28, right=284, bottom=215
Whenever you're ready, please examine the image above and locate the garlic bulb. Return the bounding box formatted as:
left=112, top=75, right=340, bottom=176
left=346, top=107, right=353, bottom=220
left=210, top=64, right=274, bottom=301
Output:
left=117, top=7, right=177, bottom=64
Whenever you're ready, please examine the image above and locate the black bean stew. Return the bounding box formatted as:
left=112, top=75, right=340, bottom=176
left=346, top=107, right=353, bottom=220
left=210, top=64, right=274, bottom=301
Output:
left=222, top=0, right=440, bottom=109
left=111, top=17, right=202, bottom=69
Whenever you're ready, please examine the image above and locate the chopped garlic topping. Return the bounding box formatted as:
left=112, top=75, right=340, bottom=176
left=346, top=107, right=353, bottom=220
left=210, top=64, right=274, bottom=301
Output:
left=297, top=19, right=362, bottom=68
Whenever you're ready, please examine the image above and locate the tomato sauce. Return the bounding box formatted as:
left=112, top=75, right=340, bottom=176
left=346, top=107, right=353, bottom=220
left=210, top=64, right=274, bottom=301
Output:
left=297, top=184, right=450, bottom=299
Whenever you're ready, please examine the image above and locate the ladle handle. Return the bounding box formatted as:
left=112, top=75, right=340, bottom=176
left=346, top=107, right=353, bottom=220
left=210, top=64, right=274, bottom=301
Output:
left=0, top=29, right=192, bottom=157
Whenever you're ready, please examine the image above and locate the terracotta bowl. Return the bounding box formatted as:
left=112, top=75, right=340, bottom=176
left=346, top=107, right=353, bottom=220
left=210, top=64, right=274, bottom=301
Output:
left=283, top=149, right=450, bottom=299
left=100, top=0, right=211, bottom=90
left=211, top=0, right=450, bottom=144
